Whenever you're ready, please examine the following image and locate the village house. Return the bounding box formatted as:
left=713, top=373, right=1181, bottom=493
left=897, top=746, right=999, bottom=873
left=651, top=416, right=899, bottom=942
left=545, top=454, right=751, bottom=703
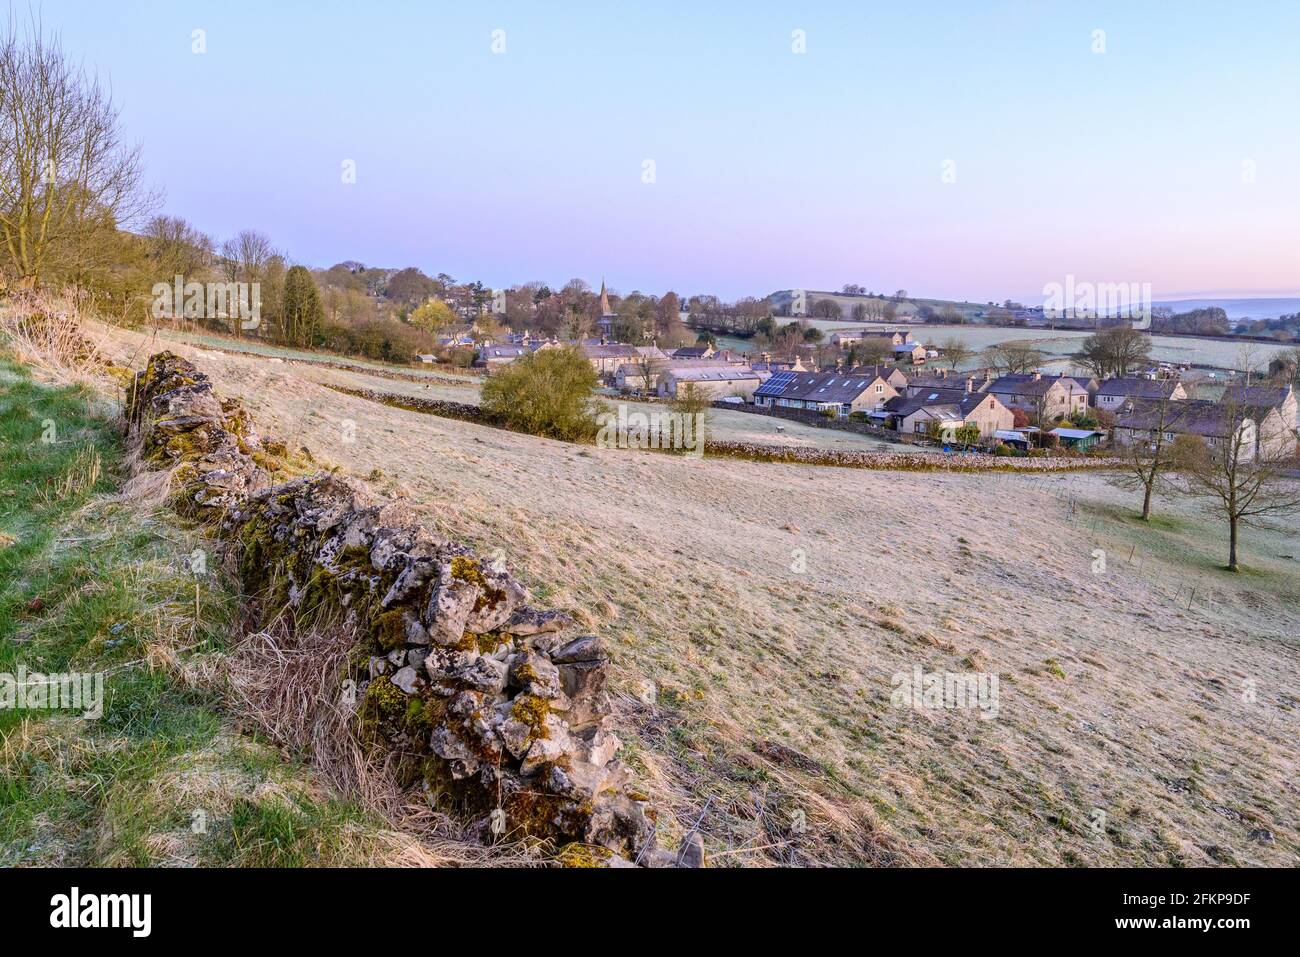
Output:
left=981, top=373, right=1089, bottom=422
left=844, top=364, right=909, bottom=391
left=827, top=329, right=862, bottom=347
left=750, top=355, right=805, bottom=374
left=1220, top=383, right=1298, bottom=460
left=1063, top=373, right=1101, bottom=401
left=1094, top=377, right=1187, bottom=412
left=827, top=328, right=914, bottom=347
left=615, top=355, right=738, bottom=392
left=892, top=341, right=928, bottom=365
left=1113, top=398, right=1257, bottom=461
left=905, top=369, right=994, bottom=396
left=659, top=365, right=763, bottom=401
left=475, top=343, right=534, bottom=370
left=608, top=346, right=674, bottom=391
left=882, top=389, right=1013, bottom=440
left=580, top=341, right=642, bottom=376
left=753, top=369, right=905, bottom=414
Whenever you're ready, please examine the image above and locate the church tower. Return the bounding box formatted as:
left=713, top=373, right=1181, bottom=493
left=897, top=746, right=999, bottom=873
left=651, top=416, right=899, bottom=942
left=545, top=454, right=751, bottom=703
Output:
left=597, top=278, right=616, bottom=337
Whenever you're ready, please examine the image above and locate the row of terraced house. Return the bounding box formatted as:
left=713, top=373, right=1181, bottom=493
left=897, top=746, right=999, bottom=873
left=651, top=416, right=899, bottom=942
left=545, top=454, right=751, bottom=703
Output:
left=752, top=366, right=1298, bottom=458
left=469, top=336, right=1298, bottom=459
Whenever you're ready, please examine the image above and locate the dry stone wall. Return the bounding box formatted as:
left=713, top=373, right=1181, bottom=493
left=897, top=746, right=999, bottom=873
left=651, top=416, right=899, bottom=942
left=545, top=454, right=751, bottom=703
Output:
left=126, top=351, right=688, bottom=866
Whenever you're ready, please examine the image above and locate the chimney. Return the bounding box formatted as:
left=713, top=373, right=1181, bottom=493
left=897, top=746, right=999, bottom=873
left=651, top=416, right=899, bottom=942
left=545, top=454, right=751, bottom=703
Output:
left=1032, top=372, right=1041, bottom=381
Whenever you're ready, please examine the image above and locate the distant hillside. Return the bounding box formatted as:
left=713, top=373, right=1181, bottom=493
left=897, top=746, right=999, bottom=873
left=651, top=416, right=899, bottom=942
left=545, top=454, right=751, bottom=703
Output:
left=1154, top=297, right=1300, bottom=322
left=769, top=289, right=990, bottom=323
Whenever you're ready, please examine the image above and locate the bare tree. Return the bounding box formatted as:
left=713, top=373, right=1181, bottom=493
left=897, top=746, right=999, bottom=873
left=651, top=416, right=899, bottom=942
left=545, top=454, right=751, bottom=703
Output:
left=0, top=22, right=152, bottom=286
left=219, top=229, right=273, bottom=283
left=985, top=342, right=1044, bottom=375
left=563, top=308, right=593, bottom=343
left=1112, top=393, right=1181, bottom=520
left=216, top=229, right=275, bottom=337
left=632, top=351, right=664, bottom=395
left=857, top=336, right=892, bottom=367
left=938, top=336, right=971, bottom=371
left=1175, top=398, right=1300, bottom=572
left=144, top=214, right=212, bottom=278
left=1073, top=326, right=1152, bottom=378
left=811, top=298, right=842, bottom=319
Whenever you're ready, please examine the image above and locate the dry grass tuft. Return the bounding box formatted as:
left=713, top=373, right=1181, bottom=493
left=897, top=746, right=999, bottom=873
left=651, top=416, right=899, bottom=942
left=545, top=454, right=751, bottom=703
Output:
left=117, top=445, right=173, bottom=507
left=0, top=288, right=112, bottom=386
left=222, top=616, right=537, bottom=866
left=224, top=618, right=392, bottom=809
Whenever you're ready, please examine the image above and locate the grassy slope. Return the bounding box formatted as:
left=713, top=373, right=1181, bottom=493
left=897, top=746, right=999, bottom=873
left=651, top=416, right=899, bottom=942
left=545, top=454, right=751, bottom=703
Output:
left=0, top=355, right=390, bottom=866
left=83, top=326, right=1300, bottom=867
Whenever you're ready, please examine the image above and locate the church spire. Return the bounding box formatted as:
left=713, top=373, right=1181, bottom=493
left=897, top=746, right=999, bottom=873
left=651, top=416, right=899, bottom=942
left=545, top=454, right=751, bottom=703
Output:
left=599, top=278, right=613, bottom=316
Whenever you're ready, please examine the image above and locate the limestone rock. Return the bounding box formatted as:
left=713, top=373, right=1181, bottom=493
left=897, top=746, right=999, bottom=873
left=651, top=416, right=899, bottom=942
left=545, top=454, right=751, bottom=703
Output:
left=552, top=635, right=604, bottom=664
left=557, top=659, right=610, bottom=731
left=520, top=716, right=576, bottom=775
left=584, top=728, right=621, bottom=768
left=390, top=665, right=423, bottom=694
left=426, top=578, right=481, bottom=645
left=460, top=655, right=508, bottom=695
left=501, top=607, right=572, bottom=636
left=464, top=567, right=527, bottom=633
left=508, top=651, right=563, bottom=699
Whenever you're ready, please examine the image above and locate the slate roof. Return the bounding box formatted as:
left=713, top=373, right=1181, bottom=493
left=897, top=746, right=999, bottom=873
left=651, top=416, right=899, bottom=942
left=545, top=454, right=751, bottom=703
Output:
left=754, top=371, right=882, bottom=404
left=581, top=343, right=641, bottom=360
left=1096, top=377, right=1182, bottom=400
left=1114, top=398, right=1246, bottom=439
left=479, top=344, right=531, bottom=360
left=843, top=364, right=908, bottom=383
left=667, top=366, right=760, bottom=383
left=883, top=388, right=968, bottom=417
left=1221, top=384, right=1293, bottom=411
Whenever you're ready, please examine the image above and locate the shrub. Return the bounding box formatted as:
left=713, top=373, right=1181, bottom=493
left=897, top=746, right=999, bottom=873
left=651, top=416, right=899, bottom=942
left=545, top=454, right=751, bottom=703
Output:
left=479, top=346, right=603, bottom=441
left=438, top=345, right=476, bottom=368
left=669, top=382, right=712, bottom=418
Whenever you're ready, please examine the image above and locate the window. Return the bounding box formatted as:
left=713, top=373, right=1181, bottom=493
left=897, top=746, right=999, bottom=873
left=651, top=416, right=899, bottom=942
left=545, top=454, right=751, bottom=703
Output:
left=875, top=384, right=883, bottom=393
left=914, top=422, right=926, bottom=433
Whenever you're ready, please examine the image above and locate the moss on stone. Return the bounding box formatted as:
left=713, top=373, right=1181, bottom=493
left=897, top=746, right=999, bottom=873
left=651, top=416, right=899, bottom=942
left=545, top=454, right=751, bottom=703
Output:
left=449, top=555, right=505, bottom=613
left=510, top=693, right=551, bottom=740
left=373, top=609, right=407, bottom=651
left=556, top=843, right=614, bottom=868
left=359, top=675, right=407, bottom=740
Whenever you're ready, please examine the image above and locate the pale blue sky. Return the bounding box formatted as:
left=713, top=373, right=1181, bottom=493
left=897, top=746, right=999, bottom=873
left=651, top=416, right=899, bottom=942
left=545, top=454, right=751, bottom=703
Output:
left=39, top=0, right=1300, bottom=302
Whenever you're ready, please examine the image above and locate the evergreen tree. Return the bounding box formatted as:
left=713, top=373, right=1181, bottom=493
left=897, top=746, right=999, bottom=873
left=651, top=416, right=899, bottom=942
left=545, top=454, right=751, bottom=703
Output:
left=281, top=265, right=324, bottom=347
